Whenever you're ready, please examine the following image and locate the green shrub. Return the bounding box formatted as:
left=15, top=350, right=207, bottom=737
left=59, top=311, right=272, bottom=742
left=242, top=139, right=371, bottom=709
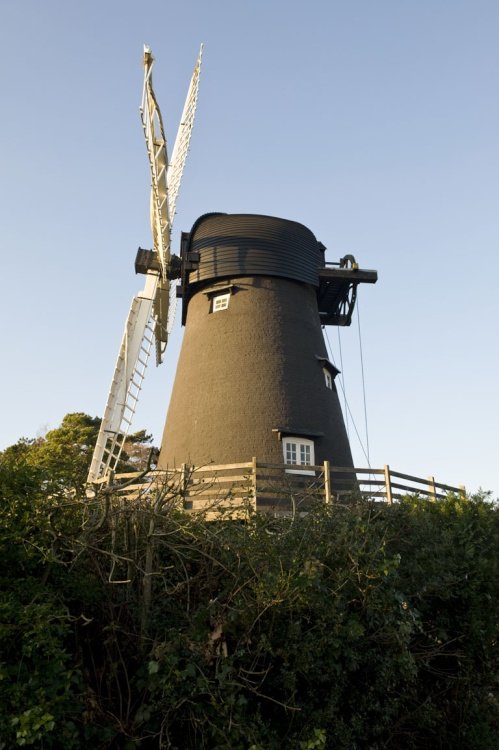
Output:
left=1, top=427, right=497, bottom=748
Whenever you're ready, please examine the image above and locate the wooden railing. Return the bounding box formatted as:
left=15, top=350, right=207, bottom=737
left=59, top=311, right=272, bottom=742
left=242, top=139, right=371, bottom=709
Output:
left=90, top=460, right=465, bottom=517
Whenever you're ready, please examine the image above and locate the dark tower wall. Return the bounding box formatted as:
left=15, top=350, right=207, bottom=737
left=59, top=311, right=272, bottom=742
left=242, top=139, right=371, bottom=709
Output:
left=158, top=213, right=354, bottom=471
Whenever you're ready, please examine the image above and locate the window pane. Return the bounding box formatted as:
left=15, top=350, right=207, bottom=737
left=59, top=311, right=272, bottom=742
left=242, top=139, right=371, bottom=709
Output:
left=285, top=443, right=297, bottom=464
left=300, top=444, right=311, bottom=465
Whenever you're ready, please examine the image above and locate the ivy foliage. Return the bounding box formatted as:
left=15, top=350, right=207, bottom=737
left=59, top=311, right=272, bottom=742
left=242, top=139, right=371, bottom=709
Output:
left=0, top=416, right=498, bottom=749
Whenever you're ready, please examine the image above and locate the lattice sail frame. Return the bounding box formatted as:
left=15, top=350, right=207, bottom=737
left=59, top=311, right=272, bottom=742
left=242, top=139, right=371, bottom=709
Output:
left=87, top=46, right=202, bottom=485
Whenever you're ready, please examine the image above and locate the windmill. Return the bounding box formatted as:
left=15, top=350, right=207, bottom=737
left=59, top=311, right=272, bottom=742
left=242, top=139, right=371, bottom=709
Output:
left=87, top=45, right=202, bottom=484
left=157, top=213, right=377, bottom=487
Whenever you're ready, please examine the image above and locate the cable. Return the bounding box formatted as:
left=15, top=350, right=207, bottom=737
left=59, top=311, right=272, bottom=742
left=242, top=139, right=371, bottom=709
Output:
left=336, top=326, right=349, bottom=437
left=323, top=327, right=371, bottom=467
left=356, top=300, right=370, bottom=466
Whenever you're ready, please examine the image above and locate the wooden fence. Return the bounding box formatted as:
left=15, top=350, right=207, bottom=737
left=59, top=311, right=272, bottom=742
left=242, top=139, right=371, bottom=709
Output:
left=90, top=460, right=465, bottom=518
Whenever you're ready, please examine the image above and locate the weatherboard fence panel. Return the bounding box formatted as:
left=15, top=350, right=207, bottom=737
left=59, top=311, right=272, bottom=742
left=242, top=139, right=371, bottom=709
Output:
left=95, top=461, right=465, bottom=508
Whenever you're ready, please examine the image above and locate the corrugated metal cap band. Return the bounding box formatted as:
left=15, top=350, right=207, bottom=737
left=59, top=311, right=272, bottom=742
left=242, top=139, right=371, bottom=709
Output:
left=186, top=213, right=324, bottom=288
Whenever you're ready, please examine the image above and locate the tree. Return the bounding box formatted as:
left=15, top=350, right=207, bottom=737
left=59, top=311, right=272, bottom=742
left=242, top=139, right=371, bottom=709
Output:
left=0, top=414, right=157, bottom=497
left=121, top=429, right=155, bottom=472
left=0, top=413, right=101, bottom=498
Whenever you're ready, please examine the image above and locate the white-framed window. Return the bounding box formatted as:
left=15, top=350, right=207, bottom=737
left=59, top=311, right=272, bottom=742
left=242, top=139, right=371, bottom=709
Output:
left=323, top=367, right=333, bottom=389
left=283, top=437, right=315, bottom=475
left=212, top=292, right=230, bottom=312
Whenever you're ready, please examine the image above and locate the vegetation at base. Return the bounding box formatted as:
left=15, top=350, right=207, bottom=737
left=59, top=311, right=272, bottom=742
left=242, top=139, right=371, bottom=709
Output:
left=0, top=415, right=498, bottom=748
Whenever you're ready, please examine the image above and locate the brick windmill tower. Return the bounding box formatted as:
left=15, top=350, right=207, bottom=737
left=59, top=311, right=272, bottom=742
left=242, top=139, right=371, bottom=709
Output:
left=157, top=212, right=377, bottom=482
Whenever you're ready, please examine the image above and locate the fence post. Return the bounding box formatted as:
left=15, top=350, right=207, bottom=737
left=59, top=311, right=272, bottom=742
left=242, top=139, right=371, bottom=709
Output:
left=384, top=464, right=393, bottom=505
left=323, top=460, right=331, bottom=504
left=251, top=457, right=257, bottom=511
left=181, top=463, right=188, bottom=505
left=428, top=475, right=436, bottom=501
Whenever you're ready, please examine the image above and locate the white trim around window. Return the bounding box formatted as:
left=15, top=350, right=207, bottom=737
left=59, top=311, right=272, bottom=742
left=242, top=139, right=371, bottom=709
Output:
left=282, top=437, right=315, bottom=475
left=323, top=367, right=333, bottom=389
left=212, top=292, right=230, bottom=312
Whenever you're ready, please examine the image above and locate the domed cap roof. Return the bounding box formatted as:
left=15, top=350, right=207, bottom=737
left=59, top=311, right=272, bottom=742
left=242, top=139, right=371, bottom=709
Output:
left=186, top=213, right=325, bottom=288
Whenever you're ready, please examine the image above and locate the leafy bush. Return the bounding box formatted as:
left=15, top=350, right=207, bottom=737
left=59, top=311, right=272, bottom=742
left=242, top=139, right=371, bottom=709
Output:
left=1, top=419, right=497, bottom=748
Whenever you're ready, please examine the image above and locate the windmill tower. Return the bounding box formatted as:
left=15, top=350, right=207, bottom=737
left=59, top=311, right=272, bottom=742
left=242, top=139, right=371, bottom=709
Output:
left=157, top=213, right=377, bottom=484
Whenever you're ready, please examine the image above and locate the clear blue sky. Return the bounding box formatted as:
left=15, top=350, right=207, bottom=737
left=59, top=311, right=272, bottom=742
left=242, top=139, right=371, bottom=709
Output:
left=1, top=0, right=498, bottom=497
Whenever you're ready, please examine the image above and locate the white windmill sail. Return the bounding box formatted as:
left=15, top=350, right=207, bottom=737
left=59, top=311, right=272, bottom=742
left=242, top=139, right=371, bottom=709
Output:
left=87, top=46, right=202, bottom=485
left=164, top=44, right=203, bottom=338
